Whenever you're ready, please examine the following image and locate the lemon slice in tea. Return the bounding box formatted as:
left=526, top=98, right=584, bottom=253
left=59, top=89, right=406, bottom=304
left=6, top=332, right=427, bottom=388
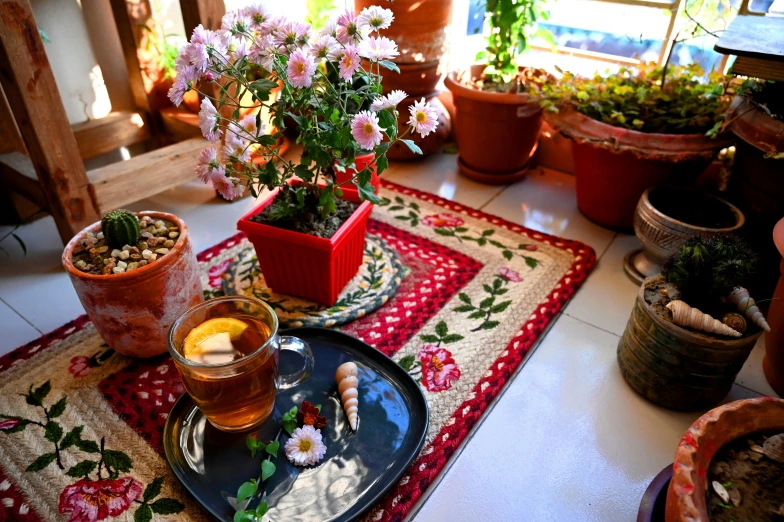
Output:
left=183, top=317, right=249, bottom=363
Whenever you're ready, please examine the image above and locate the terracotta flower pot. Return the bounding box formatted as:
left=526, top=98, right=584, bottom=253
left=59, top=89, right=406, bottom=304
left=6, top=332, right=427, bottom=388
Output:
left=378, top=60, right=443, bottom=96
left=665, top=397, right=784, bottom=521
left=445, top=71, right=544, bottom=184
left=763, top=217, right=784, bottom=397
left=387, top=92, right=452, bottom=160
left=334, top=153, right=379, bottom=202
left=237, top=191, right=372, bottom=306
left=545, top=106, right=734, bottom=231
left=62, top=211, right=203, bottom=358
left=617, top=275, right=762, bottom=411
left=354, top=0, right=453, bottom=64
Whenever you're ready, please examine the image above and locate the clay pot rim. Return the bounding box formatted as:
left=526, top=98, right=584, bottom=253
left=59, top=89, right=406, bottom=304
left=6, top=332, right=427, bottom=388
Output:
left=728, top=95, right=784, bottom=154
left=641, top=187, right=746, bottom=235
left=62, top=211, right=190, bottom=284
left=639, top=275, right=763, bottom=347
left=666, top=397, right=784, bottom=521
left=444, top=72, right=540, bottom=106
left=544, top=104, right=734, bottom=161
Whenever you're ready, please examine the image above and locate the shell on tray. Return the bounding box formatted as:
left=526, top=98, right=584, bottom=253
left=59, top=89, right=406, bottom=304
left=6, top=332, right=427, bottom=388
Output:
left=335, top=362, right=359, bottom=431
left=666, top=300, right=742, bottom=338
left=762, top=433, right=784, bottom=464
left=721, top=312, right=747, bottom=334
left=711, top=481, right=730, bottom=503
left=729, top=287, right=771, bottom=333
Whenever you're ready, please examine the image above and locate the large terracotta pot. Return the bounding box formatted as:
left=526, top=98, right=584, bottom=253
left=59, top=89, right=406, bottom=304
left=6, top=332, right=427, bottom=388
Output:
left=354, top=0, right=452, bottom=64
left=62, top=211, right=203, bottom=358
left=378, top=60, right=443, bottom=96
left=546, top=106, right=734, bottom=231
left=763, top=217, right=784, bottom=397
left=665, top=397, right=784, bottom=521
left=617, top=275, right=762, bottom=411
left=445, top=71, right=543, bottom=184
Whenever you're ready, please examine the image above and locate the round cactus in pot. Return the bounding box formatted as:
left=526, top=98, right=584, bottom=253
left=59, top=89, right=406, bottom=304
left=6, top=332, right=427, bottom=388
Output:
left=101, top=209, right=141, bottom=249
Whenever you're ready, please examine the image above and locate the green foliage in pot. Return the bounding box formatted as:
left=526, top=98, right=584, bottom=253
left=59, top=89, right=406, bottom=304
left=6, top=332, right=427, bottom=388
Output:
left=662, top=235, right=757, bottom=309
left=474, top=0, right=551, bottom=89
left=537, top=62, right=734, bottom=135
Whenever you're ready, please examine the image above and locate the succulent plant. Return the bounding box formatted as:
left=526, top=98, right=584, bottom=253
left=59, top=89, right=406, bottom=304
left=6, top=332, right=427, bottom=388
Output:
left=662, top=235, right=757, bottom=310
left=101, top=209, right=140, bottom=249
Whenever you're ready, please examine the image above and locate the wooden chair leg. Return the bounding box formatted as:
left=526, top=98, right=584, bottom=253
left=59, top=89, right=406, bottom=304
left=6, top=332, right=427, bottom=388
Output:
left=0, top=0, right=100, bottom=243
left=180, top=0, right=225, bottom=35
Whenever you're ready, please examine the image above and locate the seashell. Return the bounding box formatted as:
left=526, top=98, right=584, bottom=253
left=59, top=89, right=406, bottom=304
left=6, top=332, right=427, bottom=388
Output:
left=749, top=443, right=765, bottom=454
left=721, top=312, right=747, bottom=334
left=728, top=488, right=741, bottom=508
left=335, top=362, right=359, bottom=431
left=711, top=481, right=730, bottom=503
left=666, top=301, right=742, bottom=338
left=762, top=433, right=784, bottom=464
left=729, top=287, right=771, bottom=333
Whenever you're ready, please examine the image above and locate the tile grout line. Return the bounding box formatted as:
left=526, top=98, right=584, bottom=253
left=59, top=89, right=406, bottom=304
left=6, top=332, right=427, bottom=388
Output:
left=0, top=296, right=43, bottom=334
left=478, top=184, right=511, bottom=211
left=562, top=312, right=622, bottom=338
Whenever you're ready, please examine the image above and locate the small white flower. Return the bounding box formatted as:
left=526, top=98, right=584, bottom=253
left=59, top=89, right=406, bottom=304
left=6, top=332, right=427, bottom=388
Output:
left=199, top=97, right=222, bottom=143
left=371, top=90, right=408, bottom=111
left=284, top=425, right=327, bottom=466
left=358, top=6, right=395, bottom=31
left=407, top=98, right=439, bottom=138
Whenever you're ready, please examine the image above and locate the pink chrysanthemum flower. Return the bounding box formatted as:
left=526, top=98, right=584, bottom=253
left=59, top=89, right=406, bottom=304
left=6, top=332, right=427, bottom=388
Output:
left=370, top=89, right=408, bottom=111
left=223, top=135, right=252, bottom=164
left=287, top=49, right=318, bottom=88
left=338, top=45, right=361, bottom=82
left=249, top=35, right=277, bottom=69
left=242, top=3, right=271, bottom=31
left=357, top=6, right=394, bottom=31
left=275, top=21, right=311, bottom=47
left=168, top=65, right=199, bottom=106
left=336, top=10, right=364, bottom=45
left=199, top=97, right=223, bottom=143
left=309, top=34, right=339, bottom=61
left=359, top=36, right=399, bottom=62
left=321, top=17, right=339, bottom=38
left=408, top=98, right=439, bottom=138
left=351, top=111, right=383, bottom=150
left=229, top=36, right=249, bottom=62
left=189, top=25, right=227, bottom=71
left=211, top=170, right=242, bottom=200
left=285, top=425, right=327, bottom=466
left=238, top=113, right=263, bottom=140
left=221, top=11, right=251, bottom=35
left=195, top=147, right=224, bottom=183
left=261, top=15, right=286, bottom=38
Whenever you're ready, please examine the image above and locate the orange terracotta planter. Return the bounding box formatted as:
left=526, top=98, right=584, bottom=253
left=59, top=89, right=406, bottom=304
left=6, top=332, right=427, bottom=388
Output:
left=665, top=397, right=784, bottom=521
left=763, top=217, right=784, bottom=397
left=62, top=211, right=203, bottom=358
left=445, top=72, right=543, bottom=184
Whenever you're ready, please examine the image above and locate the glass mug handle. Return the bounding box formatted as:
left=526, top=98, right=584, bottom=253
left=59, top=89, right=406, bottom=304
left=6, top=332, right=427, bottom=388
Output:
left=277, top=336, right=314, bottom=389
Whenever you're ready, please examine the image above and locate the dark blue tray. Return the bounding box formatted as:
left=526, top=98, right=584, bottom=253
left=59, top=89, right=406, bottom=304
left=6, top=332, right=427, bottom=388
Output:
left=163, top=327, right=429, bottom=522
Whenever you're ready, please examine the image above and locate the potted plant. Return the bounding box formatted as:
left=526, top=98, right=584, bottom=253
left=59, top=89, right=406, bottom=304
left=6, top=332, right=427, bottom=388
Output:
left=62, top=210, right=203, bottom=357
left=764, top=216, right=784, bottom=397
left=666, top=397, right=784, bottom=521
left=540, top=63, right=735, bottom=230
left=617, top=235, right=769, bottom=411
left=445, top=0, right=550, bottom=184
left=169, top=5, right=438, bottom=305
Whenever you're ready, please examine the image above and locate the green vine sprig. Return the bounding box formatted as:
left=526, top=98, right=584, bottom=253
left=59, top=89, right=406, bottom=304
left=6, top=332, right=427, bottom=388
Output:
left=453, top=274, right=513, bottom=331
left=234, top=432, right=282, bottom=522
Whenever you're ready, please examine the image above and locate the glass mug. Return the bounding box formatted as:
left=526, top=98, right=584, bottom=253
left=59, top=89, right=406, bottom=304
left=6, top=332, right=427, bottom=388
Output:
left=168, top=296, right=313, bottom=432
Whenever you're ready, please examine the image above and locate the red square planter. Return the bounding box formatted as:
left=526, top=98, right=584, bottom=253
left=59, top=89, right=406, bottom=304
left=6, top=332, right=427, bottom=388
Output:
left=334, top=153, right=379, bottom=203
left=237, top=189, right=373, bottom=306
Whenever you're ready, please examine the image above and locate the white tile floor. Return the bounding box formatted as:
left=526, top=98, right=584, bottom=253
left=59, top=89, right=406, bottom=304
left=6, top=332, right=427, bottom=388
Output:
left=1, top=152, right=779, bottom=521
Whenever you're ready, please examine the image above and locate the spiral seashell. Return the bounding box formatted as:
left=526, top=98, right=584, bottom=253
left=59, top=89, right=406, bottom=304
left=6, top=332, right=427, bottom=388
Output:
left=335, top=362, right=359, bottom=431
left=729, top=287, right=771, bottom=332
left=721, top=312, right=747, bottom=334
left=666, top=300, right=742, bottom=337
left=763, top=433, right=784, bottom=464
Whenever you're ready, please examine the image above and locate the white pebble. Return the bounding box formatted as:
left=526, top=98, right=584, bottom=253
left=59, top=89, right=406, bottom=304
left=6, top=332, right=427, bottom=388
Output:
left=112, top=267, right=125, bottom=274
left=118, top=250, right=130, bottom=260
left=154, top=220, right=165, bottom=228
left=142, top=249, right=152, bottom=260
left=86, top=231, right=95, bottom=237
left=163, top=240, right=174, bottom=248
left=139, top=241, right=148, bottom=251
left=96, top=232, right=104, bottom=240
left=127, top=262, right=139, bottom=271
left=168, top=231, right=179, bottom=238
left=138, top=260, right=148, bottom=267
left=155, top=248, right=169, bottom=255
left=103, top=258, right=113, bottom=265
left=149, top=253, right=158, bottom=261
left=75, top=260, right=87, bottom=269
left=111, top=249, right=121, bottom=258
left=117, top=260, right=127, bottom=269
left=122, top=244, right=131, bottom=251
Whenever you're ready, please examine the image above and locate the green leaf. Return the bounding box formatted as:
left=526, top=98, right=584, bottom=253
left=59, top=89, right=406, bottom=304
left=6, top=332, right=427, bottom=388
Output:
left=66, top=460, right=97, bottom=478
left=143, top=477, right=164, bottom=502
left=255, top=501, right=269, bottom=517
left=433, top=228, right=454, bottom=237
left=375, top=154, right=388, bottom=176
left=525, top=257, right=539, bottom=269
left=283, top=418, right=297, bottom=435
left=468, top=310, right=486, bottom=320
left=398, top=355, right=416, bottom=371
left=103, top=449, right=133, bottom=472
left=26, top=381, right=51, bottom=406
left=502, top=250, right=513, bottom=261
left=400, top=139, right=422, bottom=155
left=61, top=426, right=83, bottom=450
left=479, top=321, right=500, bottom=330
left=454, top=227, right=467, bottom=233
left=76, top=438, right=100, bottom=454
left=435, top=321, right=448, bottom=337
left=493, top=278, right=503, bottom=290
left=481, top=229, right=495, bottom=237
left=453, top=305, right=474, bottom=313
left=25, top=452, right=56, bottom=472
left=48, top=397, right=67, bottom=418
left=261, top=460, right=276, bottom=481
left=459, top=293, right=471, bottom=304
left=418, top=334, right=440, bottom=343
left=441, top=334, right=464, bottom=344
left=44, top=421, right=63, bottom=443
left=479, top=296, right=496, bottom=309
left=483, top=284, right=493, bottom=293
left=234, top=510, right=254, bottom=522
left=377, top=109, right=395, bottom=129
left=134, top=504, right=152, bottom=522
left=378, top=60, right=400, bottom=73
left=236, top=480, right=258, bottom=503
left=490, top=301, right=512, bottom=314
left=150, top=498, right=184, bottom=515
left=265, top=440, right=279, bottom=458
left=250, top=78, right=279, bottom=102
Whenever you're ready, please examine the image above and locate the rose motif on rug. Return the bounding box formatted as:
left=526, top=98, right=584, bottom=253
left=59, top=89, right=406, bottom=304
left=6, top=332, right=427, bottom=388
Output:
left=0, top=180, right=596, bottom=522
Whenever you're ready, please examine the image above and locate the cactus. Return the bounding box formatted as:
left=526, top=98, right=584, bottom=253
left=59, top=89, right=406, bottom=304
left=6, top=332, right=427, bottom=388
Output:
left=101, top=210, right=140, bottom=248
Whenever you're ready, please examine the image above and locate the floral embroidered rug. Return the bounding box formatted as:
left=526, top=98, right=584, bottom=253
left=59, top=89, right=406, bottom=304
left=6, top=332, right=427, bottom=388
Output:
left=0, top=180, right=596, bottom=522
